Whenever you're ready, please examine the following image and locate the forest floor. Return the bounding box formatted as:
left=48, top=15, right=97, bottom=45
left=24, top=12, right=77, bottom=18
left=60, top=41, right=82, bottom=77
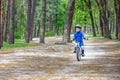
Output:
left=0, top=37, right=120, bottom=80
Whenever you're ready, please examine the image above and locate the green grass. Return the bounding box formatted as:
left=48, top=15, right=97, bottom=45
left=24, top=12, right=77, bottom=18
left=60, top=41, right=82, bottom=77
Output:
left=55, top=42, right=67, bottom=45
left=86, top=33, right=104, bottom=39
left=3, top=39, right=38, bottom=49
left=86, top=33, right=120, bottom=44
left=45, top=31, right=55, bottom=37
left=112, top=38, right=120, bottom=44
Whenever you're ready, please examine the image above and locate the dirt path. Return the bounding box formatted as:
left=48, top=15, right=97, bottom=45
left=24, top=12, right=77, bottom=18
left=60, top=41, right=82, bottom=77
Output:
left=0, top=37, right=120, bottom=80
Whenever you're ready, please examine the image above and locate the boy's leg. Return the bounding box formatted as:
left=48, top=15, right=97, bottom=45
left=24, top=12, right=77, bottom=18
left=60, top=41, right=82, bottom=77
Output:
left=80, top=42, right=85, bottom=56
left=73, top=43, right=77, bottom=53
left=81, top=46, right=85, bottom=57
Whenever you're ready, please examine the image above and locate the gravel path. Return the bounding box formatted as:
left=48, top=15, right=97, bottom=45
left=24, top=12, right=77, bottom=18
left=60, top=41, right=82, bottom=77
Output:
left=0, top=37, right=120, bottom=80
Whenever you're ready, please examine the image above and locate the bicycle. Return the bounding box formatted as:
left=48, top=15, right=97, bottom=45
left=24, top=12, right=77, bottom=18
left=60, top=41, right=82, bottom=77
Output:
left=72, top=38, right=88, bottom=61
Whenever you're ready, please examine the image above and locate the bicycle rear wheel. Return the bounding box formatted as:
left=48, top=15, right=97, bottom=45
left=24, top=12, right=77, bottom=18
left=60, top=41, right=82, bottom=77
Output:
left=76, top=47, right=81, bottom=61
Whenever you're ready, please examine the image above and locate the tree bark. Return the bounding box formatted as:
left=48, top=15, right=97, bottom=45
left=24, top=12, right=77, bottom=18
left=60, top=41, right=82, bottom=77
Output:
left=9, top=0, right=14, bottom=44
left=40, top=0, right=46, bottom=43
left=114, top=0, right=119, bottom=39
left=25, top=0, right=32, bottom=43
left=33, top=25, right=36, bottom=37
left=37, top=22, right=40, bottom=37
left=84, top=0, right=96, bottom=37
left=118, top=0, right=120, bottom=40
left=102, top=0, right=111, bottom=39
left=48, top=15, right=53, bottom=32
left=63, top=0, right=75, bottom=42
left=99, top=10, right=104, bottom=36
left=55, top=0, right=58, bottom=35
left=3, top=0, right=10, bottom=42
left=96, top=0, right=104, bottom=36
left=30, top=0, right=36, bottom=40
left=0, top=0, right=4, bottom=49
left=17, top=0, right=22, bottom=32
left=83, top=26, right=86, bottom=33
left=96, top=0, right=111, bottom=39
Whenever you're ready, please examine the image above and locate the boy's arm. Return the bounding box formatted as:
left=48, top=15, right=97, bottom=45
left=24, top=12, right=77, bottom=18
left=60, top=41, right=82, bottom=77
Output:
left=73, top=33, right=76, bottom=41
left=82, top=33, right=88, bottom=40
left=82, top=32, right=85, bottom=39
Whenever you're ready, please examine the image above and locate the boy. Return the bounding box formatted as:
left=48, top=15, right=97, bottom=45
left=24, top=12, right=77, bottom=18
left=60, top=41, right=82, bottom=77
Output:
left=73, top=24, right=85, bottom=57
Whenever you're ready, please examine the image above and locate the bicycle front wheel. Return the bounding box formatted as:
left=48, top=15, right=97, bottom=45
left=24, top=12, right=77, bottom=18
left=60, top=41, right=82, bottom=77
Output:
left=76, top=47, right=81, bottom=61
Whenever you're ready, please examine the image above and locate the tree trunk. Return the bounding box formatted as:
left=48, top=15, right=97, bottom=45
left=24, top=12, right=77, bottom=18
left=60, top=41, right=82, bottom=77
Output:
left=33, top=25, right=36, bottom=37
left=99, top=10, right=104, bottom=36
left=30, top=0, right=36, bottom=40
left=96, top=0, right=111, bottom=39
left=25, top=0, right=32, bottom=43
left=9, top=0, right=14, bottom=44
left=48, top=15, right=53, bottom=32
left=63, top=0, right=75, bottom=42
left=0, top=0, right=4, bottom=49
left=40, top=0, right=46, bottom=43
left=84, top=0, right=96, bottom=37
left=83, top=26, right=86, bottom=33
left=55, top=0, right=58, bottom=35
left=3, top=0, right=10, bottom=42
left=118, top=0, right=120, bottom=40
left=17, top=0, right=21, bottom=32
left=95, top=23, right=99, bottom=34
left=96, top=0, right=104, bottom=36
left=114, top=0, right=119, bottom=39
left=37, top=22, right=40, bottom=37
left=102, top=0, right=111, bottom=39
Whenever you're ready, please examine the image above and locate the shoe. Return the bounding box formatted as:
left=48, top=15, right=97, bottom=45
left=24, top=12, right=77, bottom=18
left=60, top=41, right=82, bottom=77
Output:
left=73, top=51, right=76, bottom=53
left=82, top=53, right=85, bottom=57
left=81, top=50, right=85, bottom=57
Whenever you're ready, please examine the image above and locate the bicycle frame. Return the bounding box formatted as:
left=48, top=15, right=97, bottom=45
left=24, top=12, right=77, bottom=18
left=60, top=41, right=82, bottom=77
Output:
left=76, top=42, right=80, bottom=48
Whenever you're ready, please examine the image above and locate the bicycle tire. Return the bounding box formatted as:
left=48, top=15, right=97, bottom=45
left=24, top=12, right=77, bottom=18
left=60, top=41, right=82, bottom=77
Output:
left=76, top=47, right=81, bottom=61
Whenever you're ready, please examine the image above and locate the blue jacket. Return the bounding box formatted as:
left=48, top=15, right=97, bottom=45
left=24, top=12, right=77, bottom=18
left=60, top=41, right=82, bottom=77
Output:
left=74, top=31, right=85, bottom=46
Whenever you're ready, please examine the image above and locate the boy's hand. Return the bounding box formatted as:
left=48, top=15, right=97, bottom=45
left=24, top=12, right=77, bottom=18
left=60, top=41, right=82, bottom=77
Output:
left=84, top=37, right=88, bottom=40
left=72, top=38, right=75, bottom=41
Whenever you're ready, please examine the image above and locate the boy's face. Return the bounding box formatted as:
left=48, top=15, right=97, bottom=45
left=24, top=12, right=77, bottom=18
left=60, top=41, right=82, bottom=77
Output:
left=76, top=28, right=81, bottom=32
